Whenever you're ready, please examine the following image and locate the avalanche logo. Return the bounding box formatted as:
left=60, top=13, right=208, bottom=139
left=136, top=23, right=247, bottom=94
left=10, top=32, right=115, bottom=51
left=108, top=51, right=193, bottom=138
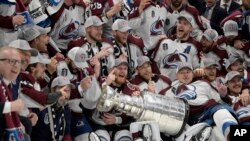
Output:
left=162, top=52, right=188, bottom=69
left=150, top=18, right=164, bottom=35
left=176, top=84, right=196, bottom=100
left=59, top=19, right=80, bottom=39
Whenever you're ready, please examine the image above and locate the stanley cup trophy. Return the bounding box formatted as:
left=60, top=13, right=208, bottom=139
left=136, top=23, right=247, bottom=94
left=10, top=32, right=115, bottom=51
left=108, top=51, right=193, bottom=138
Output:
left=97, top=85, right=189, bottom=137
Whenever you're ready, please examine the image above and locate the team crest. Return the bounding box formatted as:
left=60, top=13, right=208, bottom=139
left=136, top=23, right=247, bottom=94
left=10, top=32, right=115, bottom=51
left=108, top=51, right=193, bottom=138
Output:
left=162, top=51, right=189, bottom=69
left=59, top=19, right=80, bottom=39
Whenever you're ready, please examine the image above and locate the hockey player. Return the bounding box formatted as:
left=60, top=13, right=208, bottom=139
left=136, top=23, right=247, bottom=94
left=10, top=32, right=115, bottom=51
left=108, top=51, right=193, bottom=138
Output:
left=128, top=0, right=169, bottom=55
left=152, top=13, right=202, bottom=80
left=0, top=0, right=33, bottom=46
left=166, top=62, right=238, bottom=141
left=130, top=56, right=171, bottom=94
left=165, top=0, right=206, bottom=38
left=68, top=16, right=115, bottom=77
left=224, top=56, right=250, bottom=84
left=111, top=19, right=145, bottom=77
left=224, top=71, right=250, bottom=125
left=65, top=47, right=110, bottom=141
left=200, top=29, right=229, bottom=76
left=91, top=59, right=141, bottom=141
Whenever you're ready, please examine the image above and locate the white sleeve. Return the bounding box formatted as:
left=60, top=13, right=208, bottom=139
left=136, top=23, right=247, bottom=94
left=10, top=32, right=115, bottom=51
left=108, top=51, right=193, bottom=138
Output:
left=187, top=95, right=209, bottom=106
left=2, top=102, right=11, bottom=114
left=78, top=85, right=86, bottom=97
left=128, top=9, right=144, bottom=29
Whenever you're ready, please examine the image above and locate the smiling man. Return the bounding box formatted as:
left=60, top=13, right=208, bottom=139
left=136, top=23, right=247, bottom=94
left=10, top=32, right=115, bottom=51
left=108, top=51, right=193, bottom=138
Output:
left=152, top=13, right=202, bottom=81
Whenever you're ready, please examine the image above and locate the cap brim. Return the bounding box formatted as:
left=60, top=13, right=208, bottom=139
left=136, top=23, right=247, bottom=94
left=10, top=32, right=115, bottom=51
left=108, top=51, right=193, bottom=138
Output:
left=41, top=59, right=51, bottom=64
left=40, top=27, right=51, bottom=35
left=227, top=74, right=242, bottom=82
left=137, top=61, right=151, bottom=68
left=178, top=16, right=189, bottom=21
left=116, top=62, right=129, bottom=67
left=178, top=16, right=192, bottom=26
left=118, top=27, right=131, bottom=32
left=224, top=32, right=238, bottom=37
left=205, top=63, right=219, bottom=68
left=177, top=66, right=192, bottom=73
left=74, top=62, right=89, bottom=69
left=203, top=34, right=213, bottom=42
left=29, top=48, right=38, bottom=56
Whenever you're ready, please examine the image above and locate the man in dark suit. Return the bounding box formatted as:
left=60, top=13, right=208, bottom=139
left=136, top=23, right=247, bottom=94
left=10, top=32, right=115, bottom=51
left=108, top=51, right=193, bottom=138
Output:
left=217, top=0, right=240, bottom=14
left=202, top=0, right=228, bottom=35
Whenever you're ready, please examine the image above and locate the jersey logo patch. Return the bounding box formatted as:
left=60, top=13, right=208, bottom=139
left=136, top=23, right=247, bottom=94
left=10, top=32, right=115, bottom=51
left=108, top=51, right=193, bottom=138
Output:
left=162, top=52, right=188, bottom=69
left=59, top=19, right=80, bottom=39
left=150, top=18, right=164, bottom=35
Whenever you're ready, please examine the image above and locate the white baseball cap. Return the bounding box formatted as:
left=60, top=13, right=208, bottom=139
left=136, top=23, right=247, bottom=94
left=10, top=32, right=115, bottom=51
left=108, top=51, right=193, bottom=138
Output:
left=51, top=76, right=75, bottom=89
left=112, top=19, right=131, bottom=32
left=223, top=20, right=238, bottom=37
left=29, top=53, right=51, bottom=64
left=225, top=71, right=242, bottom=82
left=178, top=13, right=195, bottom=27
left=84, top=16, right=104, bottom=29
left=225, top=56, right=244, bottom=70
left=137, top=56, right=151, bottom=67
left=114, top=58, right=128, bottom=67
left=67, top=47, right=89, bottom=69
left=176, top=62, right=193, bottom=73
left=203, top=57, right=218, bottom=68
left=23, top=25, right=51, bottom=41
left=8, top=39, right=38, bottom=56
left=202, top=29, right=218, bottom=42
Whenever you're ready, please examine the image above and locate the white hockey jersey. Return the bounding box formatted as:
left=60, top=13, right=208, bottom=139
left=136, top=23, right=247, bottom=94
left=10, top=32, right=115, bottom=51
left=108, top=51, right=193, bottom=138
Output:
left=128, top=1, right=168, bottom=51
left=49, top=5, right=86, bottom=50
left=153, top=38, right=201, bottom=80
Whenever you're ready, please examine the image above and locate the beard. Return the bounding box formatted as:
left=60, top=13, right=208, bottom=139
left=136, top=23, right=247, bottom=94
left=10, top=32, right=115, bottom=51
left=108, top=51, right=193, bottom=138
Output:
left=176, top=31, right=189, bottom=40
left=89, top=32, right=102, bottom=42
left=115, top=76, right=127, bottom=86
left=57, top=100, right=67, bottom=107
left=171, top=0, right=182, bottom=7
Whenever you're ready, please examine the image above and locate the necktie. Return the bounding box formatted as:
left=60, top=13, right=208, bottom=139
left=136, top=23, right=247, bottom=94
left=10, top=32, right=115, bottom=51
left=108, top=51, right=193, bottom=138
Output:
left=204, top=7, right=211, bottom=19
left=223, top=4, right=228, bottom=12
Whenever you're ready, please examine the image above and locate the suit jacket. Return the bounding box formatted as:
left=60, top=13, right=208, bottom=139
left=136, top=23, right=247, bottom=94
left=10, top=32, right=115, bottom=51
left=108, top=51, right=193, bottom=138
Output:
left=210, top=5, right=228, bottom=35
left=216, top=0, right=240, bottom=14
left=201, top=3, right=228, bottom=35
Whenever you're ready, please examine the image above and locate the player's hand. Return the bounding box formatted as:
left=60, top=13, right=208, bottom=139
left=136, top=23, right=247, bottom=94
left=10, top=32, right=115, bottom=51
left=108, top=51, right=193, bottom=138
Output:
left=106, top=68, right=116, bottom=85
left=234, top=40, right=245, bottom=49
left=101, top=113, right=116, bottom=125
left=28, top=112, right=38, bottom=126
left=47, top=57, right=58, bottom=75
left=80, top=76, right=92, bottom=91
left=147, top=79, right=155, bottom=93
left=216, top=83, right=227, bottom=97
left=240, top=89, right=250, bottom=106
left=11, top=99, right=25, bottom=113
left=193, top=68, right=204, bottom=78
left=96, top=46, right=113, bottom=58
left=12, top=15, right=25, bottom=26
left=139, top=0, right=151, bottom=14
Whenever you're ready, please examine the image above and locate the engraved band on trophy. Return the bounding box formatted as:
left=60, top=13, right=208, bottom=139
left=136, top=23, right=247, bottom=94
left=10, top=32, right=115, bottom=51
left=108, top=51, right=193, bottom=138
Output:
left=97, top=85, right=189, bottom=136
